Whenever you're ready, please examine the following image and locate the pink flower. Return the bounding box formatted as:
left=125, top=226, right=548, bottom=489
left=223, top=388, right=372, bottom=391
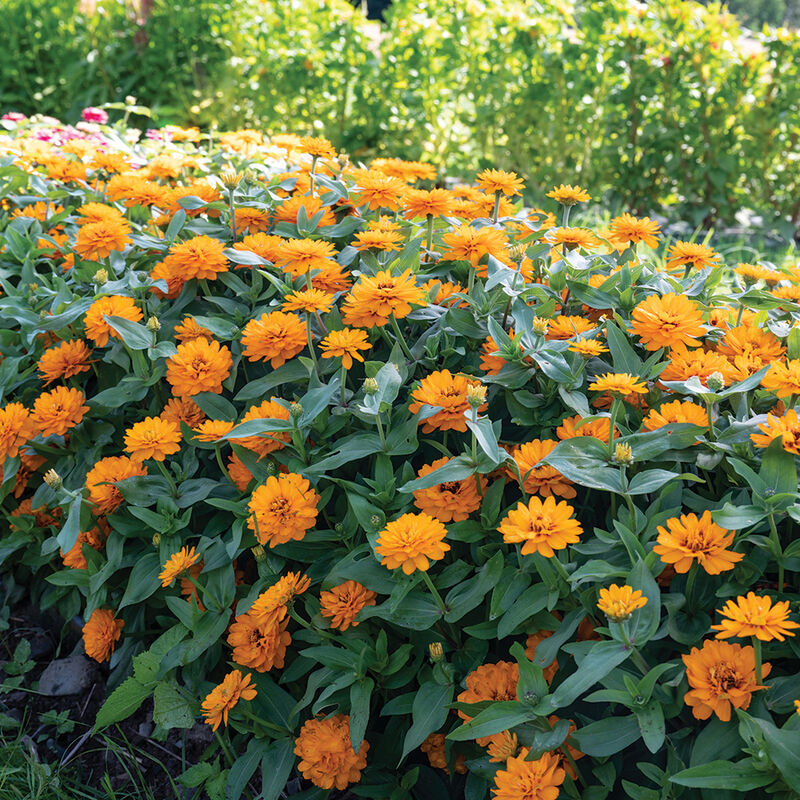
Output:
left=81, top=107, right=108, bottom=124
left=2, top=112, right=26, bottom=122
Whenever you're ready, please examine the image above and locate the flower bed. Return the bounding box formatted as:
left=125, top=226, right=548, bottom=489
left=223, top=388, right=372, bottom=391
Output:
left=1, top=114, right=799, bottom=799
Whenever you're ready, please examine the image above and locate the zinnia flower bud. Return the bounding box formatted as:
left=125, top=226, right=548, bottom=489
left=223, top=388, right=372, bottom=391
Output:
left=29, top=283, right=39, bottom=293
left=363, top=377, right=379, bottom=395
left=93, top=268, right=108, bottom=285
left=220, top=169, right=243, bottom=190
left=289, top=401, right=303, bottom=419
left=613, top=442, right=633, bottom=465
left=508, top=242, right=527, bottom=261
left=532, top=317, right=549, bottom=335
left=466, top=383, right=487, bottom=408
left=429, top=642, right=444, bottom=662
left=152, top=532, right=161, bottom=547
left=43, top=469, right=62, bottom=489
left=146, top=316, right=161, bottom=332
left=251, top=544, right=266, bottom=562
left=706, top=371, right=725, bottom=392
left=369, top=514, right=382, bottom=529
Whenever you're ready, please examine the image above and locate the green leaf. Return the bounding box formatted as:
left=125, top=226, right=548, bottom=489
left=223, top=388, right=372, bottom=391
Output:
left=542, top=437, right=624, bottom=494
left=627, top=469, right=700, bottom=495
left=153, top=681, right=194, bottom=730
left=349, top=677, right=374, bottom=753
left=497, top=584, right=549, bottom=638
left=103, top=315, right=152, bottom=350
left=465, top=417, right=504, bottom=466
left=260, top=739, right=295, bottom=800
left=510, top=642, right=548, bottom=705
left=606, top=320, right=642, bottom=375
left=739, top=712, right=800, bottom=786
left=711, top=504, right=766, bottom=530
left=398, top=456, right=475, bottom=493
left=635, top=700, right=665, bottom=754
left=192, top=392, right=238, bottom=421
left=444, top=551, right=504, bottom=622
left=669, top=759, right=775, bottom=790
left=359, top=362, right=403, bottom=415
left=759, top=438, right=797, bottom=498
left=626, top=558, right=661, bottom=647
left=571, top=714, right=641, bottom=757
left=234, top=360, right=310, bottom=401
left=56, top=496, right=82, bottom=554
left=447, top=701, right=536, bottom=742
left=401, top=681, right=453, bottom=762
left=551, top=640, right=631, bottom=709
left=118, top=553, right=161, bottom=609
left=94, top=676, right=152, bottom=730
left=226, top=739, right=266, bottom=800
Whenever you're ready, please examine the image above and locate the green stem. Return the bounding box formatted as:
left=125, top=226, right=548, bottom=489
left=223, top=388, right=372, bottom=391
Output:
left=389, top=315, right=414, bottom=362
left=420, top=570, right=448, bottom=615
left=375, top=413, right=387, bottom=450
left=608, top=398, right=622, bottom=460
left=340, top=363, right=347, bottom=406
left=215, top=730, right=236, bottom=767
left=184, top=574, right=224, bottom=613
left=685, top=563, right=699, bottom=612
left=705, top=399, right=715, bottom=440
left=766, top=511, right=784, bottom=591
left=752, top=636, right=763, bottom=686
left=155, top=459, right=178, bottom=497
left=425, top=214, right=434, bottom=259
left=289, top=608, right=337, bottom=641
left=228, top=189, right=237, bottom=243
left=561, top=205, right=571, bottom=227
left=215, top=445, right=236, bottom=488
left=309, top=156, right=318, bottom=196
left=492, top=191, right=501, bottom=223
left=551, top=554, right=572, bottom=587
left=467, top=264, right=476, bottom=296
left=305, top=314, right=319, bottom=375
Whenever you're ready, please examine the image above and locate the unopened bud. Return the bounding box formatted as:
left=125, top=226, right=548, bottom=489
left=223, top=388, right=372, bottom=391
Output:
left=251, top=544, right=266, bottom=562
left=93, top=268, right=108, bottom=285
left=466, top=383, right=487, bottom=408
left=125, top=95, right=137, bottom=106
left=532, top=317, right=549, bottom=335
left=428, top=642, right=444, bottom=662
left=508, top=243, right=527, bottom=261
left=334, top=522, right=344, bottom=533
left=370, top=514, right=382, bottom=529
left=613, top=442, right=633, bottom=466
left=289, top=401, right=303, bottom=419
left=265, top=461, right=278, bottom=476
left=146, top=315, right=161, bottom=332
left=706, top=371, right=725, bottom=392
left=152, top=532, right=161, bottom=547
left=43, top=469, right=62, bottom=489
left=29, top=283, right=39, bottom=293
left=363, top=377, right=379, bottom=395
left=220, top=169, right=243, bottom=190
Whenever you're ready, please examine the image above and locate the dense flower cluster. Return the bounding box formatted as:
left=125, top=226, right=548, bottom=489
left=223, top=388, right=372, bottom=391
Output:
left=1, top=113, right=799, bottom=798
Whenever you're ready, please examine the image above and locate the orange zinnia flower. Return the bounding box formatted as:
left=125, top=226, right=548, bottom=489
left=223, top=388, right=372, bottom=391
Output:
left=249, top=572, right=310, bottom=626
left=83, top=295, right=143, bottom=347
left=492, top=749, right=565, bottom=800
left=402, top=188, right=456, bottom=219
left=597, top=584, right=647, bottom=622
left=31, top=387, right=89, bottom=437
left=352, top=226, right=405, bottom=252
left=319, top=581, right=377, bottom=631
left=193, top=420, right=235, bottom=442
left=124, top=416, right=182, bottom=461
left=498, top=496, right=583, bottom=557
left=319, top=328, right=372, bottom=369
left=547, top=227, right=601, bottom=251
left=275, top=238, right=338, bottom=278
left=476, top=169, right=524, bottom=197
left=659, top=343, right=736, bottom=386
left=61, top=522, right=108, bottom=570
left=441, top=224, right=510, bottom=267
left=351, top=172, right=406, bottom=210
left=412, top=457, right=486, bottom=522
left=589, top=372, right=648, bottom=396
left=567, top=339, right=608, bottom=358
left=227, top=453, right=254, bottom=492
left=38, top=340, right=93, bottom=384
left=240, top=311, right=306, bottom=368
left=294, top=715, right=369, bottom=791
left=159, top=546, right=200, bottom=587
left=507, top=439, right=575, bottom=499
left=608, top=213, right=661, bottom=248
left=546, top=315, right=596, bottom=341
left=665, top=241, right=721, bottom=272
left=282, top=288, right=335, bottom=314
left=421, top=732, right=468, bottom=774
left=166, top=338, right=232, bottom=397
left=82, top=608, right=124, bottom=663
left=174, top=317, right=214, bottom=343
left=712, top=592, right=799, bottom=642
left=201, top=670, right=257, bottom=731
left=408, top=370, right=486, bottom=433
left=0, top=402, right=35, bottom=461
left=341, top=269, right=426, bottom=328
left=375, top=512, right=450, bottom=574
left=487, top=731, right=520, bottom=764
left=247, top=473, right=320, bottom=547
left=761, top=359, right=800, bottom=399
left=683, top=640, right=770, bottom=721
left=630, top=293, right=705, bottom=351
left=158, top=235, right=229, bottom=282
left=642, top=400, right=708, bottom=432
left=74, top=218, right=131, bottom=260
left=160, top=397, right=206, bottom=428
left=734, top=262, right=784, bottom=285
left=457, top=662, right=518, bottom=746
left=85, top=456, right=147, bottom=515
left=227, top=612, right=291, bottom=672
left=751, top=408, right=800, bottom=454
left=233, top=207, right=271, bottom=235
left=556, top=415, right=615, bottom=441
left=234, top=399, right=292, bottom=457
left=546, top=184, right=591, bottom=205
left=233, top=232, right=285, bottom=264
left=715, top=324, right=784, bottom=364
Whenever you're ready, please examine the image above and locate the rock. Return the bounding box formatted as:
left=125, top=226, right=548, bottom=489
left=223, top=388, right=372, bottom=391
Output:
left=137, top=721, right=153, bottom=738
left=38, top=656, right=95, bottom=696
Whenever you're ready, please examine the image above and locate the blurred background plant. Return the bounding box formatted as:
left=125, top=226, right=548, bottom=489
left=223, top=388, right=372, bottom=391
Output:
left=2, top=0, right=799, bottom=226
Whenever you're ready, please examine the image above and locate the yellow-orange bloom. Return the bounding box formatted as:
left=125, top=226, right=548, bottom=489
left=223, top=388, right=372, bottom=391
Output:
left=124, top=416, right=181, bottom=461
left=38, top=340, right=93, bottom=384
left=166, top=338, right=232, bottom=397
left=654, top=511, right=743, bottom=574
left=352, top=171, right=406, bottom=211
left=174, top=316, right=214, bottom=343
left=201, top=670, right=257, bottom=731
left=751, top=408, right=800, bottom=454
left=457, top=662, right=518, bottom=746
left=31, top=387, right=89, bottom=437
left=507, top=439, right=575, bottom=499
left=666, top=241, right=721, bottom=272
left=282, top=288, right=335, bottom=314
left=547, top=227, right=601, bottom=251
left=492, top=749, right=565, bottom=800
left=227, top=612, right=291, bottom=672
left=375, top=512, right=450, bottom=574
left=249, top=572, right=310, bottom=626
left=630, top=293, right=705, bottom=351
left=85, top=456, right=147, bottom=515
left=402, top=188, right=456, bottom=219
left=712, top=592, right=799, bottom=642
left=659, top=343, right=736, bottom=386
left=155, top=235, right=229, bottom=282
left=0, top=402, right=35, bottom=461
left=247, top=473, right=320, bottom=547
left=276, top=238, right=338, bottom=279
left=159, top=546, right=200, bottom=587
left=716, top=325, right=784, bottom=364
left=408, top=370, right=486, bottom=433
left=74, top=218, right=131, bottom=260
left=412, top=457, right=486, bottom=522
left=735, top=262, right=784, bottom=285
left=477, top=169, right=524, bottom=197
left=341, top=269, right=425, bottom=328
left=683, top=640, right=770, bottom=721
left=597, top=584, right=647, bottom=622
left=556, top=415, right=615, bottom=442
left=160, top=397, right=206, bottom=428
left=193, top=420, right=235, bottom=442
left=498, top=496, right=583, bottom=557
left=294, top=715, right=369, bottom=790
left=61, top=522, right=108, bottom=570
left=761, top=359, right=800, bottom=399
left=487, top=731, right=520, bottom=764
left=84, top=295, right=143, bottom=347
left=441, top=224, right=510, bottom=267
left=567, top=339, right=608, bottom=358
left=320, top=581, right=377, bottom=631
left=420, top=733, right=467, bottom=774
left=82, top=608, right=124, bottom=663
left=319, top=327, right=372, bottom=369
left=545, top=315, right=596, bottom=341
left=589, top=372, right=647, bottom=396
left=241, top=311, right=307, bottom=368
left=546, top=184, right=591, bottom=205
left=608, top=213, right=661, bottom=248
left=642, top=400, right=708, bottom=432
